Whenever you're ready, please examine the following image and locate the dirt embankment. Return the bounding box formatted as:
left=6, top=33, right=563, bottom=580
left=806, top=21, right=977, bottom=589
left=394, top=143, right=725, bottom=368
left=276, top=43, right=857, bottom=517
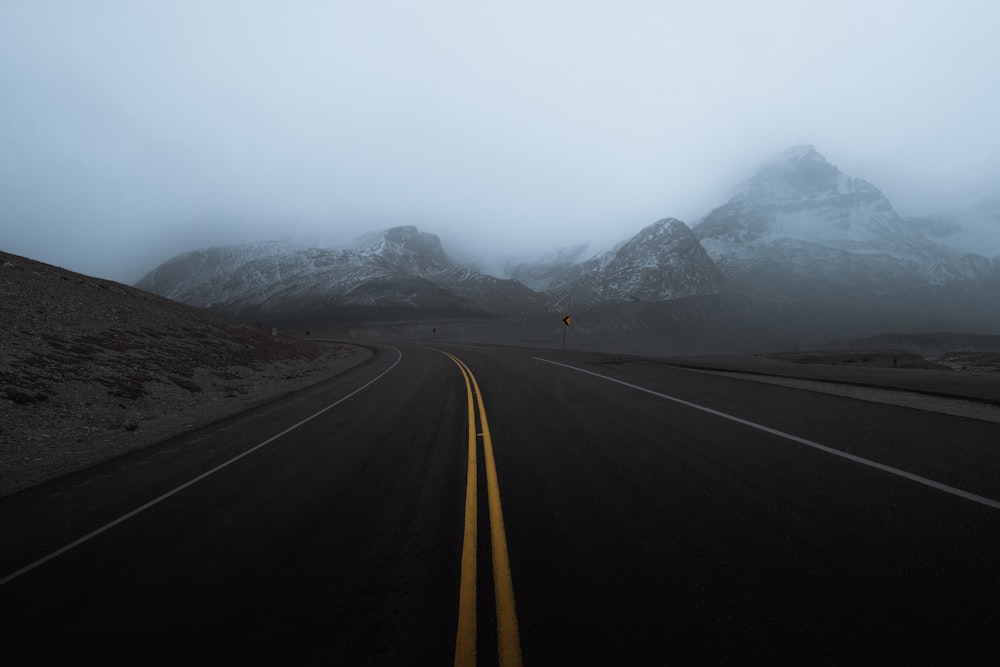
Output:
left=1, top=251, right=371, bottom=497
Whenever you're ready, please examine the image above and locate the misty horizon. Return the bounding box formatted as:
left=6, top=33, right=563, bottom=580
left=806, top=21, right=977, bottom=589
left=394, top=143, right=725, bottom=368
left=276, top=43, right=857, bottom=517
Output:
left=2, top=1, right=998, bottom=284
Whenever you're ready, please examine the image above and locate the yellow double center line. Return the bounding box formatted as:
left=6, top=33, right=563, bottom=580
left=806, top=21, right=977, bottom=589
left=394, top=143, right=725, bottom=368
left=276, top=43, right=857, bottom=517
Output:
left=443, top=352, right=522, bottom=667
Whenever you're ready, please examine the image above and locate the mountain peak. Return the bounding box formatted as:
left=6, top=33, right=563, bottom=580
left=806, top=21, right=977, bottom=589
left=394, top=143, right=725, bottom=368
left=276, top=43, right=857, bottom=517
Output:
left=347, top=225, right=453, bottom=271
left=382, top=225, right=451, bottom=270
left=611, top=219, right=703, bottom=268
left=353, top=225, right=454, bottom=271
left=748, top=145, right=840, bottom=196
left=782, top=144, right=826, bottom=164
left=383, top=224, right=428, bottom=245
left=598, top=218, right=724, bottom=301
left=695, top=145, right=910, bottom=254
left=632, top=218, right=689, bottom=241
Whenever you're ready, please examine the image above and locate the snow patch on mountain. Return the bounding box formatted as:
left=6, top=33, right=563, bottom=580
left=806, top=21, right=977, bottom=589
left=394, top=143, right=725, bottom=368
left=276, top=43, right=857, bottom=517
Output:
left=135, top=242, right=301, bottom=306
left=690, top=146, right=1000, bottom=304
left=513, top=219, right=725, bottom=306
left=346, top=225, right=454, bottom=273
left=136, top=226, right=547, bottom=320
left=597, top=219, right=724, bottom=301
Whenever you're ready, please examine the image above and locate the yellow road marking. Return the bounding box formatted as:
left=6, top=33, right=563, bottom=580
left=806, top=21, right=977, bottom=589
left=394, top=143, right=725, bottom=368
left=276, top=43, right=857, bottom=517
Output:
left=451, top=356, right=478, bottom=667
left=443, top=352, right=523, bottom=667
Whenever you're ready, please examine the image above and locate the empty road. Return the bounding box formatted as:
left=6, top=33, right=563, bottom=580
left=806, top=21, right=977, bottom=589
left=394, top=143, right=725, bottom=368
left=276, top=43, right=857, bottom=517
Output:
left=3, top=343, right=999, bottom=664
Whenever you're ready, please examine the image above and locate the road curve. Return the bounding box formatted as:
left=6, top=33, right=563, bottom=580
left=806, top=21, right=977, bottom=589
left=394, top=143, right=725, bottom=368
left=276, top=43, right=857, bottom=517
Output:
left=2, top=342, right=999, bottom=664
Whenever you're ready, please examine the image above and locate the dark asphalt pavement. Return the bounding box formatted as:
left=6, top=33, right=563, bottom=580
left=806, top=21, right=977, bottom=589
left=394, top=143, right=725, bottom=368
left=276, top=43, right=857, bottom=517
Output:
left=2, top=343, right=999, bottom=665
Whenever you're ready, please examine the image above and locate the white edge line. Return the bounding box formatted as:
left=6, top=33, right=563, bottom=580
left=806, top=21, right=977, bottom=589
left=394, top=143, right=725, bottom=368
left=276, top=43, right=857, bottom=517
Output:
left=1, top=347, right=403, bottom=588
left=533, top=356, right=1000, bottom=511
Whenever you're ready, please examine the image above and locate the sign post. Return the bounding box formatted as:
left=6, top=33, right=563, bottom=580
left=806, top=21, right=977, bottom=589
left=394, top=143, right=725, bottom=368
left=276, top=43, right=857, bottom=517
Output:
left=561, top=315, right=571, bottom=350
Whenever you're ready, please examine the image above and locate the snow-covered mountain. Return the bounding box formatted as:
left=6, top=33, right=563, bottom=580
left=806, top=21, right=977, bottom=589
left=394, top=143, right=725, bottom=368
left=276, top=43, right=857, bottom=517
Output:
left=134, top=241, right=301, bottom=305
left=136, top=147, right=999, bottom=349
left=136, top=226, right=548, bottom=325
left=528, top=219, right=725, bottom=307
left=345, top=225, right=455, bottom=272
left=509, top=146, right=995, bottom=311
left=497, top=146, right=998, bottom=347
left=597, top=219, right=724, bottom=300
left=695, top=145, right=931, bottom=259
left=691, top=145, right=997, bottom=294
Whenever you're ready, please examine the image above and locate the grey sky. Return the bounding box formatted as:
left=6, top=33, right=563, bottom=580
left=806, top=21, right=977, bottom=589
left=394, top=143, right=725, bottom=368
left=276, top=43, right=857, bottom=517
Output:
left=2, top=0, right=998, bottom=282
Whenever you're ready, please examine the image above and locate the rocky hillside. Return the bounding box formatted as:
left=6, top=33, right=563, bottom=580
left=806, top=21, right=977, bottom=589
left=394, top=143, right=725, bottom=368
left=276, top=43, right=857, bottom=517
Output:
left=1, top=250, right=367, bottom=496
left=513, top=219, right=724, bottom=308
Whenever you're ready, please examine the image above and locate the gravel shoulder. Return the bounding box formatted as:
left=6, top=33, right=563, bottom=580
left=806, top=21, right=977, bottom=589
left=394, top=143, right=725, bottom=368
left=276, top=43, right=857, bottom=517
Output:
left=660, top=351, right=1000, bottom=424
left=686, top=367, right=1000, bottom=424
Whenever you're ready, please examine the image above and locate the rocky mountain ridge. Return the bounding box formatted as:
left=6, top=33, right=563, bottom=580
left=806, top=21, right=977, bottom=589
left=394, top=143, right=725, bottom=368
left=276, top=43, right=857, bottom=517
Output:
left=511, top=219, right=725, bottom=308
left=695, top=145, right=923, bottom=257
left=135, top=146, right=999, bottom=350
left=679, top=147, right=998, bottom=331
left=136, top=226, right=548, bottom=326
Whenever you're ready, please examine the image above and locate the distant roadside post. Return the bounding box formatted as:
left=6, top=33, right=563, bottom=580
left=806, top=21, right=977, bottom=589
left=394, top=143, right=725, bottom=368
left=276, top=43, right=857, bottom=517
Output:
left=561, top=315, right=571, bottom=350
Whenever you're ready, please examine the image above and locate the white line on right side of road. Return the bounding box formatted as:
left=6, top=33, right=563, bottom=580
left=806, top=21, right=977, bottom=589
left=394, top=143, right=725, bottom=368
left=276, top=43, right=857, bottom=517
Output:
left=0, top=347, right=404, bottom=589
left=533, top=356, right=1000, bottom=511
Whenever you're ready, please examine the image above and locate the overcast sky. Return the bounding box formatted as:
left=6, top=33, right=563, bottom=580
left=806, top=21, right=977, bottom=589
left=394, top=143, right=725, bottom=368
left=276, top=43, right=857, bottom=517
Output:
left=2, top=0, right=998, bottom=282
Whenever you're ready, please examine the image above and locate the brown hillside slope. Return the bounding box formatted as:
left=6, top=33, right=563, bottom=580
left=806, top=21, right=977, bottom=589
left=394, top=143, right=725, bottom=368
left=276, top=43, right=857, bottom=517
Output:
left=1, top=250, right=369, bottom=497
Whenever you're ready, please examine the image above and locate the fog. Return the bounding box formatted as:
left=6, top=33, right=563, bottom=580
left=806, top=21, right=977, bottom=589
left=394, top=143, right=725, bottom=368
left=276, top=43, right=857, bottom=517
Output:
left=2, top=1, right=998, bottom=283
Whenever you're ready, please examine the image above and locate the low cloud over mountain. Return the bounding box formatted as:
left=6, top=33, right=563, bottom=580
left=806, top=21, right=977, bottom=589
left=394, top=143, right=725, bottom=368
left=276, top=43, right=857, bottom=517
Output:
left=136, top=147, right=1000, bottom=352
left=136, top=226, right=548, bottom=328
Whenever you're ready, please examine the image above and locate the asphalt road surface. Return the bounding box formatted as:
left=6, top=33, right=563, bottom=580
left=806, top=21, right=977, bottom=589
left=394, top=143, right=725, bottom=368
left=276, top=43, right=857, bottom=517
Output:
left=2, top=343, right=999, bottom=665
